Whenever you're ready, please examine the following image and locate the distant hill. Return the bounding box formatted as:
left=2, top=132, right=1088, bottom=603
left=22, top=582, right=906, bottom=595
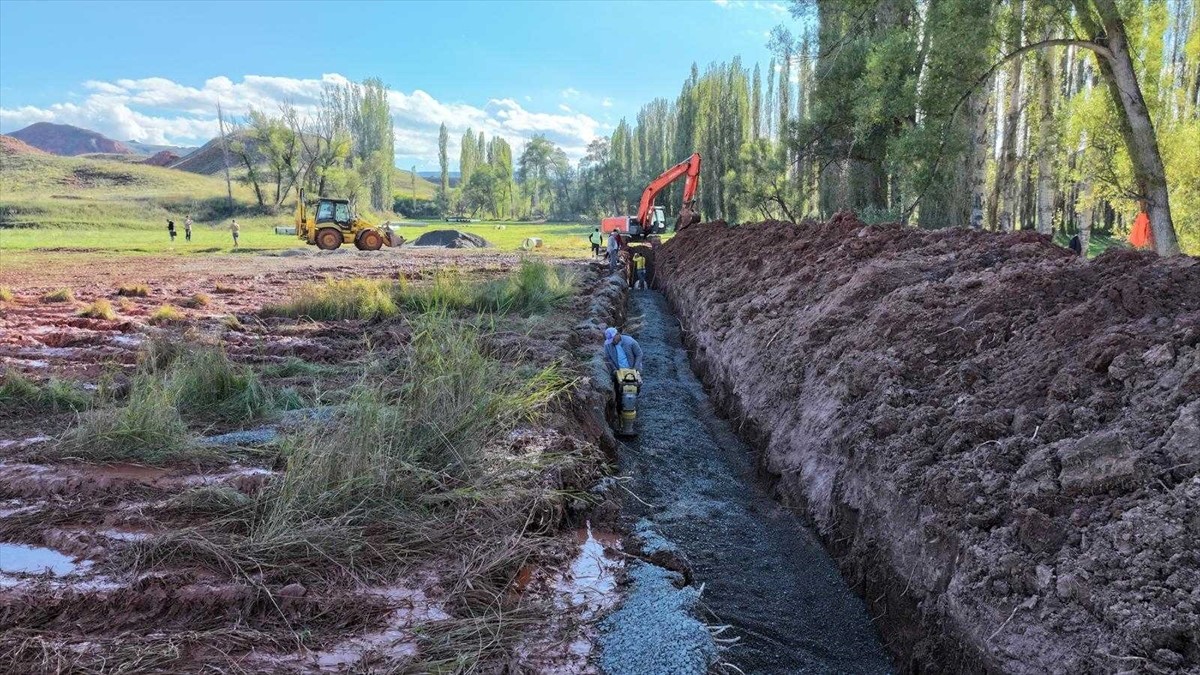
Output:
left=418, top=170, right=460, bottom=188
left=8, top=122, right=133, bottom=156
left=125, top=140, right=197, bottom=156
left=169, top=132, right=257, bottom=175
left=143, top=150, right=181, bottom=167
left=0, top=134, right=49, bottom=156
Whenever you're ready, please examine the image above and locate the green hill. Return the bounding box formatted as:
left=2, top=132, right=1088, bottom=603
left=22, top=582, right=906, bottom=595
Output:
left=0, top=146, right=254, bottom=230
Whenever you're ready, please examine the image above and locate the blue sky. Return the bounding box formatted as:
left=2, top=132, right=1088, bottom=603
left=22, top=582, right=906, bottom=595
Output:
left=0, top=0, right=793, bottom=170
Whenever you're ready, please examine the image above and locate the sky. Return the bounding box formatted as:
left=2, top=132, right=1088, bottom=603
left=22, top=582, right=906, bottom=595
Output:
left=0, top=0, right=793, bottom=171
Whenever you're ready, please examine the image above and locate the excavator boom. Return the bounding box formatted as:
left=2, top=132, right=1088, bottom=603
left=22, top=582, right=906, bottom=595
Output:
left=636, top=153, right=701, bottom=227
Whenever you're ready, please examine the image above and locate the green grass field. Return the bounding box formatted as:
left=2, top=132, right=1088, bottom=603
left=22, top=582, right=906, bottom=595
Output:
left=0, top=150, right=598, bottom=258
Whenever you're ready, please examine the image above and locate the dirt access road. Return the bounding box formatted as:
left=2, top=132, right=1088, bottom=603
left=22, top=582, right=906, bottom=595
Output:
left=614, top=289, right=891, bottom=673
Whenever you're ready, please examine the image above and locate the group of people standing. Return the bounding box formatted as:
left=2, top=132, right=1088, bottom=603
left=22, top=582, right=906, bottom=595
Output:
left=589, top=227, right=648, bottom=288
left=166, top=216, right=240, bottom=248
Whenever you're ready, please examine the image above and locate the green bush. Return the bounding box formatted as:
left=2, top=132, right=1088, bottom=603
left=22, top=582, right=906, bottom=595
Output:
left=262, top=278, right=398, bottom=321
left=148, top=304, right=185, bottom=324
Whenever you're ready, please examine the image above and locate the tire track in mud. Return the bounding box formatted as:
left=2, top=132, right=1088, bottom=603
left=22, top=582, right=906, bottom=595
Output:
left=619, top=290, right=890, bottom=674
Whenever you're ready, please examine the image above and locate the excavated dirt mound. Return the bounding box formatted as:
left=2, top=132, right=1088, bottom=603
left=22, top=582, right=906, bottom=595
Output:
left=656, top=214, right=1200, bottom=673
left=412, top=229, right=490, bottom=249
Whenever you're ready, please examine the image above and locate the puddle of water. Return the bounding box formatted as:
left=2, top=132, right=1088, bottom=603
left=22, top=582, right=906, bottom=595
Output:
left=299, top=585, right=447, bottom=671
left=0, top=436, right=53, bottom=450
left=0, top=542, right=88, bottom=575
left=558, top=522, right=622, bottom=618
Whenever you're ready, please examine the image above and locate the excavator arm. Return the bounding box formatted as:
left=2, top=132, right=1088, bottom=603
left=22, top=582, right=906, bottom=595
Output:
left=635, top=153, right=701, bottom=227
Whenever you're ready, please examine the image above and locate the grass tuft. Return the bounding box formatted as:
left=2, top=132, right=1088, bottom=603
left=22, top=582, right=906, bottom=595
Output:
left=41, top=288, right=75, bottom=303
left=57, top=375, right=197, bottom=463
left=262, top=278, right=398, bottom=321
left=259, top=358, right=323, bottom=379
left=0, top=287, right=13, bottom=302
left=0, top=370, right=90, bottom=413
left=168, top=346, right=272, bottom=423
left=117, top=284, right=150, bottom=297
left=148, top=304, right=185, bottom=324
left=182, top=293, right=211, bottom=308
left=78, top=298, right=117, bottom=320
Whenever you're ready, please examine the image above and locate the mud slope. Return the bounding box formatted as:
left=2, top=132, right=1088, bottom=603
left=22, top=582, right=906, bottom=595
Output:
left=614, top=290, right=890, bottom=674
left=656, top=215, right=1200, bottom=673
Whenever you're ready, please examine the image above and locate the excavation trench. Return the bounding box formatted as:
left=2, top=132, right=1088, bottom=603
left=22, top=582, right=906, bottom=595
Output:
left=612, top=289, right=890, bottom=674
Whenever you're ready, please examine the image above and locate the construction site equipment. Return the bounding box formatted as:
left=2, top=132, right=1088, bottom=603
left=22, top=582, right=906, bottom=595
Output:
left=295, top=189, right=402, bottom=251
left=613, top=368, right=641, bottom=436
left=601, top=153, right=702, bottom=242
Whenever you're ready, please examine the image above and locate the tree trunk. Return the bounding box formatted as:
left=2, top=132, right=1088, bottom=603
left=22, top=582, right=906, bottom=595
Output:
left=1035, top=34, right=1056, bottom=235
left=1078, top=177, right=1093, bottom=258
left=993, top=0, right=1024, bottom=232
left=967, top=84, right=991, bottom=230
left=1087, top=0, right=1180, bottom=254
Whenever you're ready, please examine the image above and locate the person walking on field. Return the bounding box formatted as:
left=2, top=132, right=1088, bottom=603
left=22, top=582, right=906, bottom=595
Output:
left=167, top=220, right=176, bottom=242
left=1129, top=200, right=1154, bottom=251
left=230, top=219, right=240, bottom=248
left=184, top=216, right=193, bottom=242
left=589, top=227, right=603, bottom=257
left=607, top=231, right=620, bottom=274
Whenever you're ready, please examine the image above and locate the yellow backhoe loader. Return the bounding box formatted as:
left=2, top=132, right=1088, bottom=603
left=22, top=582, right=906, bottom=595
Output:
left=295, top=189, right=402, bottom=251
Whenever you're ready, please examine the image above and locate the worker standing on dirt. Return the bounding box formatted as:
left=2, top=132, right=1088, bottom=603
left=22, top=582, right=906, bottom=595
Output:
left=167, top=220, right=176, bottom=242
left=230, top=219, right=240, bottom=249
left=589, top=227, right=603, bottom=257
left=603, top=327, right=643, bottom=374
left=607, top=231, right=619, bottom=273
left=184, top=216, right=193, bottom=242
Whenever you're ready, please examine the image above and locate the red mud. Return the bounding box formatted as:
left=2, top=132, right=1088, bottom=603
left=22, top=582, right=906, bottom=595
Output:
left=0, top=252, right=623, bottom=672
left=657, top=215, right=1200, bottom=673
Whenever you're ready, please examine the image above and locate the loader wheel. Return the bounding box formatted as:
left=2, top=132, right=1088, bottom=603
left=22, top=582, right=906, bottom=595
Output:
left=316, top=228, right=342, bottom=250
left=356, top=229, right=384, bottom=251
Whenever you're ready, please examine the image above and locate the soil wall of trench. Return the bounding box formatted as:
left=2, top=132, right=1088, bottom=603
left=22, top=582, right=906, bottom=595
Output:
left=655, top=214, right=1200, bottom=673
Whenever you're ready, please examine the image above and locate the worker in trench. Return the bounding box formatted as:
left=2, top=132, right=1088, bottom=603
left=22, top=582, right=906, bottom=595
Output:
left=604, top=327, right=643, bottom=385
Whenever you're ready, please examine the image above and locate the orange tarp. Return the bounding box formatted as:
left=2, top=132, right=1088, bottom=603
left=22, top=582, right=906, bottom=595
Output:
left=1130, top=212, right=1153, bottom=249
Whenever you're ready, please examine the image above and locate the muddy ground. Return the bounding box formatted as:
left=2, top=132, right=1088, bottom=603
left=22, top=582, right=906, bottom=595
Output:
left=657, top=215, right=1200, bottom=673
left=0, top=250, right=627, bottom=672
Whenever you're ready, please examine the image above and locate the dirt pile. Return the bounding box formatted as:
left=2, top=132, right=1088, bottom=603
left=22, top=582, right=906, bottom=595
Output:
left=656, top=214, right=1200, bottom=672
left=412, top=229, right=490, bottom=248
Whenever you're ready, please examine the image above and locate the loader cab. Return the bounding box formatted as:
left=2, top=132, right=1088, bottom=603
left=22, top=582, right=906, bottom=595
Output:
left=315, top=199, right=353, bottom=229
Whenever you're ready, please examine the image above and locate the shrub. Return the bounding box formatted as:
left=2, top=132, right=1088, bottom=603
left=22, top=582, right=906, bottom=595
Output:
left=262, top=278, right=397, bottom=321
left=78, top=298, right=117, bottom=320
left=0, top=371, right=90, bottom=413
left=42, top=288, right=74, bottom=303
left=148, top=304, right=185, bottom=324
left=482, top=259, right=576, bottom=314
left=117, top=284, right=150, bottom=297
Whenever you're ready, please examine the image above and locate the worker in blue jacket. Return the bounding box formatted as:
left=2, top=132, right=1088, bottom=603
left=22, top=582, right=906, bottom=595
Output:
left=603, top=327, right=643, bottom=374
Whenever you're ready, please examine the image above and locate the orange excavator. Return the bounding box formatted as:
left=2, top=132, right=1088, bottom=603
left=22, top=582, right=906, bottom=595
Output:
left=601, top=153, right=701, bottom=243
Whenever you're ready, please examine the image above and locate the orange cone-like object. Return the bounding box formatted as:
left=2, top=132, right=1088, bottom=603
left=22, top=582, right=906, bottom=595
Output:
left=1130, top=210, right=1153, bottom=249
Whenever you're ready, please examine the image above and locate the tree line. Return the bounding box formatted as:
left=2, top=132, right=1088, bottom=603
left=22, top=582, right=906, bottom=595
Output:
left=471, top=0, right=1195, bottom=254
left=222, top=77, right=395, bottom=213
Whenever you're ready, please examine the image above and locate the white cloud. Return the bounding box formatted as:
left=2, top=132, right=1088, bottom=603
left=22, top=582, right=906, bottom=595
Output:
left=558, top=103, right=572, bottom=112
left=601, top=97, right=613, bottom=108
left=712, top=0, right=733, bottom=6
left=0, top=74, right=603, bottom=166
left=560, top=87, right=580, bottom=99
